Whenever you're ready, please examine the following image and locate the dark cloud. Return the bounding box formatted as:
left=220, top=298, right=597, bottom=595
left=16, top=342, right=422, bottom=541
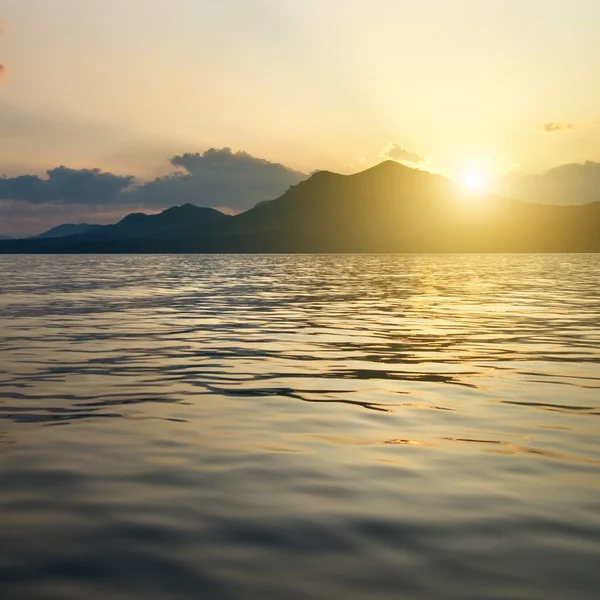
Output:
left=0, top=148, right=309, bottom=235
left=0, top=167, right=135, bottom=204
left=381, top=143, right=429, bottom=167
left=126, top=147, right=307, bottom=211
left=506, top=161, right=600, bottom=205
left=543, top=122, right=575, bottom=132
left=0, top=149, right=306, bottom=211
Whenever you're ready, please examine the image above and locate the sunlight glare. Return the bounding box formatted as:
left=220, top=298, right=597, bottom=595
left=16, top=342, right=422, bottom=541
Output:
left=460, top=168, right=488, bottom=193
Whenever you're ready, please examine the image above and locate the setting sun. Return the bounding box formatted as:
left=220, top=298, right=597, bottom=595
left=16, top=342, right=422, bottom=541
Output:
left=459, top=168, right=489, bottom=193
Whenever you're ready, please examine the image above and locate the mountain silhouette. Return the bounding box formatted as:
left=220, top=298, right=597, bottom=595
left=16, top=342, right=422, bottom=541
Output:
left=6, top=203, right=229, bottom=249
left=36, top=223, right=101, bottom=238
left=93, top=203, right=229, bottom=239
left=1, top=162, right=598, bottom=253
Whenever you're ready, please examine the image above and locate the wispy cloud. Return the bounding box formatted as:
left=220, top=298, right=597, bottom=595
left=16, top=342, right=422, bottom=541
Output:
left=543, top=122, right=575, bottom=133
left=381, top=143, right=429, bottom=168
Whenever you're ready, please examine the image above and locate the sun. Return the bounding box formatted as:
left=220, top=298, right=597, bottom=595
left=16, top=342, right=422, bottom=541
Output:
left=459, top=168, right=489, bottom=193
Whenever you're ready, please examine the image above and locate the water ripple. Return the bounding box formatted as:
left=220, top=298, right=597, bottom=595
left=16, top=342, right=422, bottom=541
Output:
left=1, top=254, right=599, bottom=599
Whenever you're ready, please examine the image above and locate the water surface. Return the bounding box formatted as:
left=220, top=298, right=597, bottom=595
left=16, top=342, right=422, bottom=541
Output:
left=1, top=254, right=599, bottom=600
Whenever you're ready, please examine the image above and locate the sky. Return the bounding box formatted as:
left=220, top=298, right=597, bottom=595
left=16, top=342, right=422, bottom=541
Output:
left=1, top=0, right=599, bottom=236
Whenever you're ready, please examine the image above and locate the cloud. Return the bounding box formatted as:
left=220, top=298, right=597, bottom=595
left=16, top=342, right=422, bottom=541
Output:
left=0, top=148, right=309, bottom=235
left=0, top=167, right=135, bottom=204
left=127, top=147, right=308, bottom=211
left=505, top=161, right=600, bottom=205
left=543, top=122, right=575, bottom=132
left=381, top=143, right=429, bottom=167
left=0, top=148, right=307, bottom=211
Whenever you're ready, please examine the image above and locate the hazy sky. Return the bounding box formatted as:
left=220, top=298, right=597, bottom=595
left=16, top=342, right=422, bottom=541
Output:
left=1, top=0, right=599, bottom=235
left=2, top=0, right=599, bottom=175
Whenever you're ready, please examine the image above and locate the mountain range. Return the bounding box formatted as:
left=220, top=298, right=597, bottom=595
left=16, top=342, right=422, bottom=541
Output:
left=1, top=161, right=599, bottom=253
left=24, top=204, right=229, bottom=244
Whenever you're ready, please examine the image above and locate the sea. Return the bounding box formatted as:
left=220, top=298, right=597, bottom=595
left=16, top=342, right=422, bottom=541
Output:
left=0, top=254, right=599, bottom=600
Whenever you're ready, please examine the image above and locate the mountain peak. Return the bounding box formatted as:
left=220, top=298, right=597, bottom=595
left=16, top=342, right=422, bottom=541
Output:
left=357, top=160, right=414, bottom=176
left=164, top=203, right=197, bottom=212
left=119, top=212, right=148, bottom=225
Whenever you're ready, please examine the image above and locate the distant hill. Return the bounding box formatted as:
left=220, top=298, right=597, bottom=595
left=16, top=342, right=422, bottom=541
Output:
left=36, top=223, right=101, bottom=238
left=1, top=162, right=599, bottom=253
left=98, top=203, right=229, bottom=239
left=1, top=204, right=229, bottom=252
left=0, top=234, right=12, bottom=240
